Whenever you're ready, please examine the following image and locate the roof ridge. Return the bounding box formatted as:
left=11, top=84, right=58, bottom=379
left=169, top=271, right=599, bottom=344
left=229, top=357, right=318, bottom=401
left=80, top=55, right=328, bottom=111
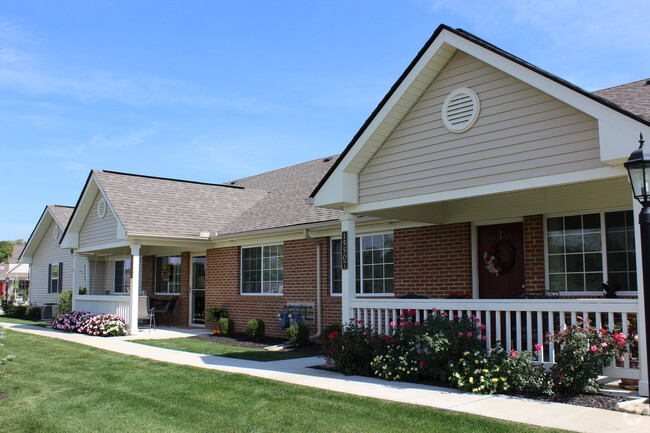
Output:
left=593, top=78, right=650, bottom=93
left=229, top=155, right=339, bottom=185
left=100, top=170, right=245, bottom=189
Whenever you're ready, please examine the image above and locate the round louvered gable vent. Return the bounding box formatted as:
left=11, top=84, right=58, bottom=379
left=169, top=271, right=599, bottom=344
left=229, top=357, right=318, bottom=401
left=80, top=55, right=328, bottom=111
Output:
left=441, top=87, right=480, bottom=133
left=97, top=198, right=107, bottom=219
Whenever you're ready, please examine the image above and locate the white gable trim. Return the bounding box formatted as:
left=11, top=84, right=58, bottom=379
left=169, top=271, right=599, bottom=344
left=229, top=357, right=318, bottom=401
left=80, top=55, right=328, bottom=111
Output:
left=21, top=207, right=67, bottom=262
left=61, top=172, right=127, bottom=249
left=313, top=26, right=650, bottom=209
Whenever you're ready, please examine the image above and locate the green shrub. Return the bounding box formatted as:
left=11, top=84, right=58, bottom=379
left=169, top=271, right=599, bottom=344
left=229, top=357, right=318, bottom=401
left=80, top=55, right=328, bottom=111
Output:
left=246, top=319, right=265, bottom=341
left=218, top=317, right=234, bottom=336
left=26, top=306, right=41, bottom=321
left=1, top=295, right=15, bottom=316
left=10, top=305, right=27, bottom=318
left=205, top=307, right=228, bottom=323
left=56, top=289, right=73, bottom=315
left=325, top=321, right=381, bottom=375
left=550, top=319, right=628, bottom=394
left=287, top=323, right=310, bottom=347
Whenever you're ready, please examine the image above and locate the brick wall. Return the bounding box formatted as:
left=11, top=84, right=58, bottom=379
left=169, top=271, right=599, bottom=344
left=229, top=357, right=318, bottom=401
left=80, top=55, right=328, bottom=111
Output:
left=140, top=253, right=190, bottom=327
left=393, top=223, right=473, bottom=297
left=523, top=215, right=546, bottom=295
left=205, top=237, right=340, bottom=338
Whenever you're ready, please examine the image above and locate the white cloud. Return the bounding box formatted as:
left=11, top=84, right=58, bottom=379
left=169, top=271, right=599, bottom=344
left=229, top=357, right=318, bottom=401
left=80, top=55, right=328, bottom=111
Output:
left=88, top=125, right=161, bottom=150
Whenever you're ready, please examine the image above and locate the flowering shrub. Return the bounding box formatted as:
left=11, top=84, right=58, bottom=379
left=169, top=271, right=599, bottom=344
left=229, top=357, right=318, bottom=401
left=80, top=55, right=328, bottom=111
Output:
left=52, top=311, right=127, bottom=337
left=77, top=314, right=127, bottom=337
left=550, top=319, right=628, bottom=394
left=52, top=311, right=94, bottom=332
left=324, top=320, right=382, bottom=376
left=449, top=343, right=552, bottom=395
left=372, top=340, right=424, bottom=382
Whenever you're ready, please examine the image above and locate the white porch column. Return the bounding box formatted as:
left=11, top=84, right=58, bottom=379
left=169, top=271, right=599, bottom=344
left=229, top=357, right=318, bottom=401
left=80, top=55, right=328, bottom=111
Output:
left=633, top=199, right=649, bottom=396
left=340, top=213, right=357, bottom=323
left=71, top=251, right=79, bottom=311
left=129, top=244, right=141, bottom=335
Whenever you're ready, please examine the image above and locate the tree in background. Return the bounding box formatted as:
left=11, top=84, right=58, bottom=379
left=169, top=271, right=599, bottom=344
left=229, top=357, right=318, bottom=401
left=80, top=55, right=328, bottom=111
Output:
left=0, top=240, right=25, bottom=264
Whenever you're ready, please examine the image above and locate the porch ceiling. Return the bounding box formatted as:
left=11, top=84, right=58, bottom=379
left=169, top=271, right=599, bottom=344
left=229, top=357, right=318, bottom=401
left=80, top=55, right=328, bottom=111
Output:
left=359, top=176, right=632, bottom=224
left=79, top=244, right=206, bottom=258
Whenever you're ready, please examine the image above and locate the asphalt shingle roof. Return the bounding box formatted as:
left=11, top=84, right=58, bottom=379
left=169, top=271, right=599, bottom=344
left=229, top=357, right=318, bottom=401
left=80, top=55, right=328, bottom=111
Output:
left=221, top=156, right=342, bottom=234
left=48, top=205, right=74, bottom=228
left=593, top=79, right=650, bottom=122
left=94, top=171, right=269, bottom=237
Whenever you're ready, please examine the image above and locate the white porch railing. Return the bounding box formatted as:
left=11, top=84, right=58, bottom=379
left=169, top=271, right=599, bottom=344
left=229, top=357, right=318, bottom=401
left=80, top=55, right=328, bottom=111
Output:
left=350, top=298, right=640, bottom=380
left=76, top=295, right=132, bottom=328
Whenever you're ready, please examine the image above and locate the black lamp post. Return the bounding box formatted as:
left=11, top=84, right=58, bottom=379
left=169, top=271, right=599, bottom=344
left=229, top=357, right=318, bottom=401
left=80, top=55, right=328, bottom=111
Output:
left=624, top=133, right=650, bottom=398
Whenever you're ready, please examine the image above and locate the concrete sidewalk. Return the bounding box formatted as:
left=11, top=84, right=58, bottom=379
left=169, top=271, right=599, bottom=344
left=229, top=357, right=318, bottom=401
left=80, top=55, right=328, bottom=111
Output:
left=3, top=323, right=649, bottom=433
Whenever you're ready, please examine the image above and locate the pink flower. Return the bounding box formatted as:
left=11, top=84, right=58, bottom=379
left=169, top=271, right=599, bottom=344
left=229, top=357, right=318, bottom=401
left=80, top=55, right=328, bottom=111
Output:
left=357, top=320, right=364, bottom=324
left=477, top=324, right=486, bottom=331
left=482, top=336, right=487, bottom=341
left=419, top=361, right=426, bottom=367
left=389, top=321, right=396, bottom=327
left=599, top=328, right=607, bottom=333
left=510, top=350, right=518, bottom=358
left=390, top=338, right=396, bottom=343
left=458, top=332, right=464, bottom=337
left=590, top=345, right=598, bottom=352
left=466, top=332, right=473, bottom=338
left=453, top=315, right=459, bottom=320
left=473, top=317, right=481, bottom=323
left=534, top=344, right=542, bottom=351
left=327, top=330, right=339, bottom=340
left=414, top=321, right=420, bottom=326
left=442, top=312, right=448, bottom=317
left=601, top=342, right=608, bottom=347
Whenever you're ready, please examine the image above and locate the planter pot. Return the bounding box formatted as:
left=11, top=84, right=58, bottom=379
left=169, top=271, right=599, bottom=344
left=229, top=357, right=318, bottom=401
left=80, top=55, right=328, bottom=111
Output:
left=619, top=378, right=639, bottom=390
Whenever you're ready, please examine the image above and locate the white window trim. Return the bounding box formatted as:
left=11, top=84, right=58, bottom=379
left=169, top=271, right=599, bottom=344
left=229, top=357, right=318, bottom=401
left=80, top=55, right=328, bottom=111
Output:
left=544, top=207, right=637, bottom=297
left=330, top=231, right=395, bottom=297
left=155, top=255, right=182, bottom=295
left=113, top=258, right=132, bottom=294
left=240, top=244, right=284, bottom=296
left=50, top=262, right=60, bottom=294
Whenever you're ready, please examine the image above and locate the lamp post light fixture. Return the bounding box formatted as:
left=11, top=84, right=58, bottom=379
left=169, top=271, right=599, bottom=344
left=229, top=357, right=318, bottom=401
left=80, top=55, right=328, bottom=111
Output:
left=624, top=133, right=650, bottom=399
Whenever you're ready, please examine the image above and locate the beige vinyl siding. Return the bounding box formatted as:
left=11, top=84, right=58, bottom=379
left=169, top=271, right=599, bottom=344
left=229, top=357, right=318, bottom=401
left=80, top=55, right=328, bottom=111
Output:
left=29, top=220, right=73, bottom=306
left=79, top=192, right=118, bottom=249
left=87, top=259, right=108, bottom=295
left=358, top=51, right=606, bottom=204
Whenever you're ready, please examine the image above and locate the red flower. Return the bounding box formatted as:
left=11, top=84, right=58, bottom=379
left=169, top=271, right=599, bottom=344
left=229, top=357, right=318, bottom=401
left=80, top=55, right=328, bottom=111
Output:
left=327, top=330, right=339, bottom=340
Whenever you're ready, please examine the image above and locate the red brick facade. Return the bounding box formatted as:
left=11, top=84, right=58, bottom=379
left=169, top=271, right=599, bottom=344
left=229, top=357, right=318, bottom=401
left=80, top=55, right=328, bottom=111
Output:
left=393, top=223, right=473, bottom=297
left=148, top=215, right=549, bottom=334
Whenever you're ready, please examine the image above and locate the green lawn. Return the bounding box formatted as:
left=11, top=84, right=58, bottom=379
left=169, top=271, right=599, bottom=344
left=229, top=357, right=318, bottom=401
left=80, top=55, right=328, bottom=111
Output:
left=0, top=317, right=48, bottom=327
left=0, top=330, right=567, bottom=433
left=135, top=337, right=317, bottom=361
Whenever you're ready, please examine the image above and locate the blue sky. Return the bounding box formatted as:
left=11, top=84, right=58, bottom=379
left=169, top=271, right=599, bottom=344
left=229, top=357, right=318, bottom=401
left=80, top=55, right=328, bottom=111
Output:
left=3, top=0, right=649, bottom=241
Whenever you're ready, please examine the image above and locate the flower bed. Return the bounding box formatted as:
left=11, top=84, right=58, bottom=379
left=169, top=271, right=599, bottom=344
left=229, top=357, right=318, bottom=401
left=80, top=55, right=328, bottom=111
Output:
left=325, top=311, right=628, bottom=397
left=52, top=311, right=126, bottom=337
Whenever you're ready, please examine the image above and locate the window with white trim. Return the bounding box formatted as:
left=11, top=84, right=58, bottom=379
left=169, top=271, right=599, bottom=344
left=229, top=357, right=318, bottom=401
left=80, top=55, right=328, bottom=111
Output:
left=241, top=245, right=283, bottom=294
left=156, top=256, right=181, bottom=294
left=114, top=259, right=132, bottom=293
left=48, top=262, right=62, bottom=294
left=331, top=233, right=394, bottom=295
left=546, top=210, right=636, bottom=292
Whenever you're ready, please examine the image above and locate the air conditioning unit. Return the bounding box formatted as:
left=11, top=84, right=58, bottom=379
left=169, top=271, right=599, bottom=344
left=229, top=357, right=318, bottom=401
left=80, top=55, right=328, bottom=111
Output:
left=40, top=304, right=58, bottom=321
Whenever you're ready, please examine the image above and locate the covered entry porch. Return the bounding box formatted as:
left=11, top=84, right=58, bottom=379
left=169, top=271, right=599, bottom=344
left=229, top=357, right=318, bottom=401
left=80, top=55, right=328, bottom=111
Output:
left=71, top=242, right=208, bottom=334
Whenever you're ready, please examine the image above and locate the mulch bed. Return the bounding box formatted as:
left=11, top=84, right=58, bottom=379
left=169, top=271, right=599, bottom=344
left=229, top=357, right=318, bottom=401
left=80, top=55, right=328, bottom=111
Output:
left=191, top=333, right=324, bottom=356
left=190, top=334, right=631, bottom=412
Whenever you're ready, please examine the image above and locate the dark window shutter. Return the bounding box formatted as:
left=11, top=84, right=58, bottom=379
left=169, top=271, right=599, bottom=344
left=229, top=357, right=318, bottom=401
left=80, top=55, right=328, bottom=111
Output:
left=47, top=264, right=52, bottom=293
left=59, top=262, right=63, bottom=293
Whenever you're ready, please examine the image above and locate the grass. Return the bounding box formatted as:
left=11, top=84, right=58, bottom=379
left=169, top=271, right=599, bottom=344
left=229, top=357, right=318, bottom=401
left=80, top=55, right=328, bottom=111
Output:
left=0, top=330, right=568, bottom=433
left=135, top=337, right=317, bottom=361
left=0, top=317, right=48, bottom=327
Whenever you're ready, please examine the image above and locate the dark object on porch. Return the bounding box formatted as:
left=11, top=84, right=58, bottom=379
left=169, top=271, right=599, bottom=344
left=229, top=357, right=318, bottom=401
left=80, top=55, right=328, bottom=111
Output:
left=151, top=296, right=178, bottom=327
left=399, top=294, right=429, bottom=299
left=602, top=282, right=619, bottom=298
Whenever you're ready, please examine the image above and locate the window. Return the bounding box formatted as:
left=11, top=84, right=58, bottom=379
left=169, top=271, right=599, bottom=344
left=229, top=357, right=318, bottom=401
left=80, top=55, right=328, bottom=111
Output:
left=48, top=262, right=62, bottom=294
left=331, top=233, right=394, bottom=295
left=114, top=259, right=132, bottom=293
left=156, top=256, right=181, bottom=294
left=547, top=210, right=636, bottom=293
left=241, top=245, right=283, bottom=294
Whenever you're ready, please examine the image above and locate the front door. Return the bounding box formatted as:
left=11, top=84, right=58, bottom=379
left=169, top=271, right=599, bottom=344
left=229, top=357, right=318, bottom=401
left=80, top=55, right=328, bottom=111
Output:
left=190, top=256, right=206, bottom=325
left=477, top=222, right=525, bottom=299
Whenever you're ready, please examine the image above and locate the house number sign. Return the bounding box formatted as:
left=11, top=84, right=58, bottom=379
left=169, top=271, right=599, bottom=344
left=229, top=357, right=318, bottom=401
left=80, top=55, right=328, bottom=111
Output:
left=341, top=231, right=348, bottom=270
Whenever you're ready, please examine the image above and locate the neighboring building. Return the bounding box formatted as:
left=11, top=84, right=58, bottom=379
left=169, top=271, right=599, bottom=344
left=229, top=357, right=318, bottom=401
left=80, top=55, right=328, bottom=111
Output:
left=1, top=244, right=29, bottom=300
left=20, top=206, right=75, bottom=306
left=20, top=24, right=649, bottom=395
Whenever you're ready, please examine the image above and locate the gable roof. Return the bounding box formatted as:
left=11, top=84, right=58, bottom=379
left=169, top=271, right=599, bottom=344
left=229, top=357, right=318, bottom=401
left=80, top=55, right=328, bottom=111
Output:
left=20, top=205, right=74, bottom=262
left=310, top=24, right=650, bottom=202
left=593, top=79, right=650, bottom=122
left=221, top=156, right=341, bottom=235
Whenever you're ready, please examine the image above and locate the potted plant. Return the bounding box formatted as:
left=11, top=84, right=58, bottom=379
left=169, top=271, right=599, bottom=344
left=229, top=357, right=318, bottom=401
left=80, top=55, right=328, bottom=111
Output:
left=205, top=307, right=228, bottom=334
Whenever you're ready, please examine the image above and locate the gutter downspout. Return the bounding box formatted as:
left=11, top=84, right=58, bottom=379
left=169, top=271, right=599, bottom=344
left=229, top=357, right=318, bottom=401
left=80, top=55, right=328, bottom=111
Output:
left=304, top=229, right=322, bottom=340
